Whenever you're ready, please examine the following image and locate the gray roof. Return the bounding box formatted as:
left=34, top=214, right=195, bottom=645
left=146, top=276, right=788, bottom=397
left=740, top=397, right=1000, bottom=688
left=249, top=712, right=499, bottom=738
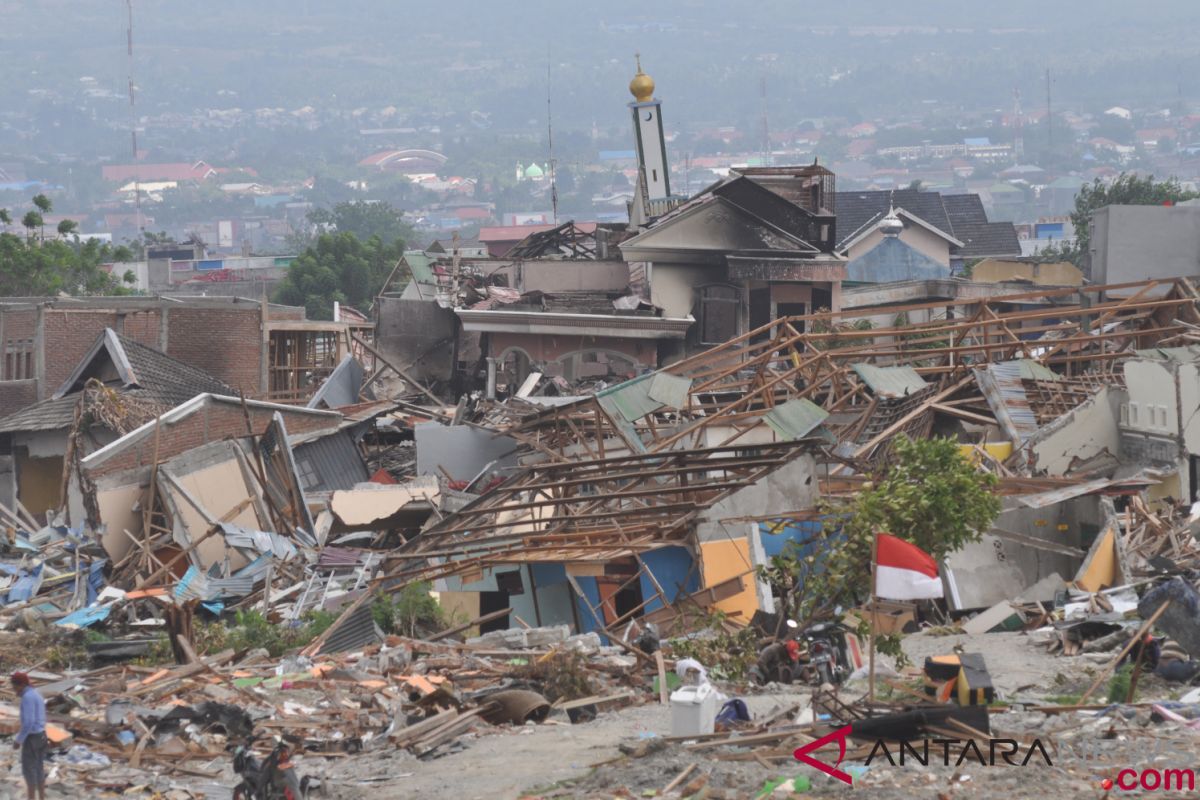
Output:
left=835, top=189, right=1021, bottom=259
left=0, top=329, right=233, bottom=434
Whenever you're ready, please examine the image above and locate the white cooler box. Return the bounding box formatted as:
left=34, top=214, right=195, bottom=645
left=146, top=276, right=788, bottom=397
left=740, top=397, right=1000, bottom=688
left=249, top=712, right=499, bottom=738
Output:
left=670, top=682, right=717, bottom=737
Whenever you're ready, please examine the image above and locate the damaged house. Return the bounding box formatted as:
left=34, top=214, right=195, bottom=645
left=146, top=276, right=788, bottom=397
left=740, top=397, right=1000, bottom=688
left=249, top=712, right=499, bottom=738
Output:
left=0, top=296, right=369, bottom=415
left=0, top=328, right=234, bottom=521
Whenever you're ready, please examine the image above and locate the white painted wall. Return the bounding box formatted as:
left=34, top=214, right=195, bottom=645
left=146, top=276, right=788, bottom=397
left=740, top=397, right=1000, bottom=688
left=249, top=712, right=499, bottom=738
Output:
left=1029, top=387, right=1122, bottom=476
left=1122, top=359, right=1179, bottom=436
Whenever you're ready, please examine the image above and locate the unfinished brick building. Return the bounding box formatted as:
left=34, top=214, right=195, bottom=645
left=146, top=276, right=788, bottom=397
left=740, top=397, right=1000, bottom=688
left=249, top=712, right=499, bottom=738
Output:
left=0, top=296, right=363, bottom=417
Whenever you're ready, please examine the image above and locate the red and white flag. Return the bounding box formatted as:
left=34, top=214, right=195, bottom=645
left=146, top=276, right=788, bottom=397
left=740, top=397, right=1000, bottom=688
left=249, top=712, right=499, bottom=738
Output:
left=874, top=533, right=943, bottom=600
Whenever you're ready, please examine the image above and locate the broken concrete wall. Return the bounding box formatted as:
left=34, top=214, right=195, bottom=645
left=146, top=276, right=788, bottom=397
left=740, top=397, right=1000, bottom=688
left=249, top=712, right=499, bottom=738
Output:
left=1124, top=359, right=1180, bottom=438
left=945, top=495, right=1096, bottom=609
left=694, top=454, right=818, bottom=620
left=696, top=453, right=818, bottom=546
left=1027, top=386, right=1123, bottom=476
left=1179, top=362, right=1200, bottom=458
left=375, top=295, right=457, bottom=383
left=492, top=260, right=629, bottom=294
left=414, top=422, right=520, bottom=484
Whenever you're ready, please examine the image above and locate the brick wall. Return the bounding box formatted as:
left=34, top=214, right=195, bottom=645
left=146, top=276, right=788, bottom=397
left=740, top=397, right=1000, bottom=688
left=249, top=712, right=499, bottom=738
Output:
left=44, top=311, right=121, bottom=390
left=0, top=310, right=39, bottom=416
left=119, top=309, right=163, bottom=348
left=165, top=308, right=263, bottom=395
left=85, top=401, right=338, bottom=479
left=267, top=305, right=306, bottom=321
left=0, top=381, right=38, bottom=418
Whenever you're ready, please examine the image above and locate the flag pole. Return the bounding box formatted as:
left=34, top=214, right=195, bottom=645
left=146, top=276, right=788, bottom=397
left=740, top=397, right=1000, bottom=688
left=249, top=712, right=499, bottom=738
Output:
left=868, top=531, right=879, bottom=705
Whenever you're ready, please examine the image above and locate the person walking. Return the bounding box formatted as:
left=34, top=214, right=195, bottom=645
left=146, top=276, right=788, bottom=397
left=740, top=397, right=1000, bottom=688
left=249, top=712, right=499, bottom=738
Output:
left=11, top=672, right=45, bottom=800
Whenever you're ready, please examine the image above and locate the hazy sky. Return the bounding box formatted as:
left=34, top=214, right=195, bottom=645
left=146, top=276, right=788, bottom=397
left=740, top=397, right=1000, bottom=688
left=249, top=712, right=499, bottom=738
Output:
left=2, top=1, right=1199, bottom=148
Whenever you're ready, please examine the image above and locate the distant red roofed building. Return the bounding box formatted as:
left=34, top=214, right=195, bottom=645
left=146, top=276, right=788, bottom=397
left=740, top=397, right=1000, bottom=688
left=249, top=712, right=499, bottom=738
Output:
left=1135, top=128, right=1178, bottom=148
left=358, top=149, right=448, bottom=174
left=846, top=138, right=876, bottom=159
left=479, top=222, right=597, bottom=258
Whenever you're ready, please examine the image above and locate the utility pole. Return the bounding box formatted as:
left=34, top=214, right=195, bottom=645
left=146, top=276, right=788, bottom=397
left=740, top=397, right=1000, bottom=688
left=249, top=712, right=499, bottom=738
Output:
left=1012, top=88, right=1023, bottom=163
left=546, top=49, right=558, bottom=224
left=127, top=0, right=143, bottom=238
left=1045, top=68, right=1053, bottom=154
left=760, top=75, right=770, bottom=165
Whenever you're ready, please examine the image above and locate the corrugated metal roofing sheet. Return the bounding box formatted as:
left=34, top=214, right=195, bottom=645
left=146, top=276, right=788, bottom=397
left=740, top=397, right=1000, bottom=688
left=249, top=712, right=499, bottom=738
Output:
left=852, top=363, right=929, bottom=399
left=763, top=398, right=829, bottom=441
left=1015, top=477, right=1144, bottom=508
left=292, top=431, right=370, bottom=493
left=1016, top=359, right=1060, bottom=382
left=647, top=372, right=692, bottom=410
left=975, top=362, right=1039, bottom=443
left=221, top=524, right=298, bottom=561
left=318, top=601, right=383, bottom=655
left=597, top=374, right=662, bottom=423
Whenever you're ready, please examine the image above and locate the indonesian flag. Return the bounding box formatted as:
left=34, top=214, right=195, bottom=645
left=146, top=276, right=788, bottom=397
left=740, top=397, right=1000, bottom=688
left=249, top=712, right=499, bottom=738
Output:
left=875, top=533, right=943, bottom=600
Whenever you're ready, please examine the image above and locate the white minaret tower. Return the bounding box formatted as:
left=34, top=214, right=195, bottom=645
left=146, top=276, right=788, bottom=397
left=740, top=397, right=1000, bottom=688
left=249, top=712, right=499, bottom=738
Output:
left=628, top=54, right=670, bottom=201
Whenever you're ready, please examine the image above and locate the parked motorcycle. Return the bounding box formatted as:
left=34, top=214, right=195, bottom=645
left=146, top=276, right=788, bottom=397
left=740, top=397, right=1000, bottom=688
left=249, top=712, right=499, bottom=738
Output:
left=801, top=621, right=852, bottom=686
left=231, top=736, right=310, bottom=800
left=748, top=619, right=854, bottom=687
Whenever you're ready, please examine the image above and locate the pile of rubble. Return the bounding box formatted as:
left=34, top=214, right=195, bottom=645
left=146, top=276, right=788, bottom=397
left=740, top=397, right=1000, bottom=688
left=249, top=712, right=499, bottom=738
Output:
left=3, top=277, right=1200, bottom=795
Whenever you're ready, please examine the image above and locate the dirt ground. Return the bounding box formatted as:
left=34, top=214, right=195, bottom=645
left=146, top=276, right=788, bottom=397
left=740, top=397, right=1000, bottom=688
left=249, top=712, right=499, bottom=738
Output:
left=2, top=630, right=1196, bottom=799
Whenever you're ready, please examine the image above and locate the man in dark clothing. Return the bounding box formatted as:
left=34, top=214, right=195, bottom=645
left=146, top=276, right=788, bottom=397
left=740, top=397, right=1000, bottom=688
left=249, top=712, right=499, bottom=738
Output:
left=11, top=671, right=46, bottom=800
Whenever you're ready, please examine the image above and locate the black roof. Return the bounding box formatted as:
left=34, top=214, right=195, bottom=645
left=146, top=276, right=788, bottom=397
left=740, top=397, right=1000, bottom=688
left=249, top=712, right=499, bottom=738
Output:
left=834, top=189, right=1020, bottom=258
left=950, top=221, right=1023, bottom=259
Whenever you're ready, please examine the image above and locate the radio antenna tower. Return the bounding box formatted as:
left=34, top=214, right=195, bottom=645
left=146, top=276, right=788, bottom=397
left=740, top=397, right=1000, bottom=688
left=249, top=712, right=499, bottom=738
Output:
left=126, top=0, right=144, bottom=238
left=546, top=48, right=558, bottom=224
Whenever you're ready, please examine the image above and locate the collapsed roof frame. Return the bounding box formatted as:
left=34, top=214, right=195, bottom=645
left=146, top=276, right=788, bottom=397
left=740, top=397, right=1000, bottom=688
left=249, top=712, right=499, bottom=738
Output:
left=497, top=278, right=1200, bottom=465
left=382, top=440, right=812, bottom=583
left=505, top=221, right=598, bottom=261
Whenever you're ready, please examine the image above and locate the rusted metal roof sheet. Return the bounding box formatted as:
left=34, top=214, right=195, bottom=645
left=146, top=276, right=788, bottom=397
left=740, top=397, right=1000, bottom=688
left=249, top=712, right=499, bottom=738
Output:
left=976, top=361, right=1039, bottom=443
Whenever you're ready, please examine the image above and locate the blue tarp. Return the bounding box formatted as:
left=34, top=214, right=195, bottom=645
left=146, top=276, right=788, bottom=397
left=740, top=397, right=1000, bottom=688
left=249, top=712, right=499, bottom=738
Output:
left=85, top=560, right=107, bottom=606
left=56, top=604, right=112, bottom=629
left=6, top=563, right=43, bottom=604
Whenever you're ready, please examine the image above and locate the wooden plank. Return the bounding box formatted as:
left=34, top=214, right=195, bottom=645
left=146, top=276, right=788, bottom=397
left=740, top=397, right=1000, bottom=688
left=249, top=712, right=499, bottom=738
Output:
left=655, top=651, right=669, bottom=704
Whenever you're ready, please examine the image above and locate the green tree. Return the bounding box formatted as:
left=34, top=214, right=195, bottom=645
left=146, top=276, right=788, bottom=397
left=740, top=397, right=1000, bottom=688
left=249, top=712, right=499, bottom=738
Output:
left=31, top=194, right=51, bottom=240
left=56, top=219, right=78, bottom=238
left=0, top=209, right=10, bottom=227
left=307, top=200, right=413, bottom=246
left=0, top=233, right=133, bottom=296
left=272, top=231, right=403, bottom=319
left=1067, top=173, right=1199, bottom=267
left=21, top=211, right=42, bottom=242
left=760, top=435, right=1000, bottom=628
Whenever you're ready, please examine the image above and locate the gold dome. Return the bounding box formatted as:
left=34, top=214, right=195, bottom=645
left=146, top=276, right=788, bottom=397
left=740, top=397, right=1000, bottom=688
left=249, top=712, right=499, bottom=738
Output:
left=629, top=54, right=654, bottom=103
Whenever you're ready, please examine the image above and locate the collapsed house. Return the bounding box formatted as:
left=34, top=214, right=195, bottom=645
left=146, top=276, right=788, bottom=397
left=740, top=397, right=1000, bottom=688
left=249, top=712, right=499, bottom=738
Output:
left=356, top=276, right=1200, bottom=637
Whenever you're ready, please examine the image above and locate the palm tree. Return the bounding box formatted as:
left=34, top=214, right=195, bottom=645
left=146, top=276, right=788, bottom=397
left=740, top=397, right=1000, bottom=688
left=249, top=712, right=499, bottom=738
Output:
left=31, top=194, right=51, bottom=240
left=0, top=209, right=10, bottom=230
left=21, top=211, right=42, bottom=242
